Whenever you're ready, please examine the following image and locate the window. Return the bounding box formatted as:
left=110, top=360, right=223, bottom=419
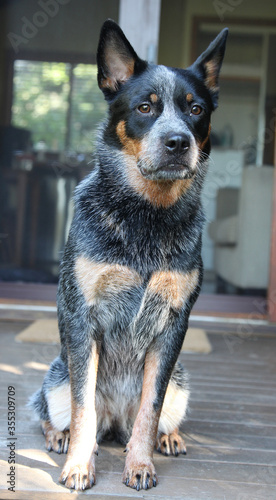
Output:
left=12, top=60, right=107, bottom=154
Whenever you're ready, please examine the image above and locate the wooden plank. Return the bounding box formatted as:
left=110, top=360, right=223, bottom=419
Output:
left=180, top=445, right=276, bottom=466
left=188, top=409, right=276, bottom=426
left=190, top=373, right=276, bottom=385
left=184, top=420, right=276, bottom=439
left=191, top=380, right=276, bottom=392
left=190, top=400, right=276, bottom=414
left=1, top=441, right=275, bottom=469
left=189, top=391, right=276, bottom=405
left=1, top=462, right=276, bottom=500
left=2, top=422, right=275, bottom=454
left=5, top=403, right=276, bottom=425
left=1, top=447, right=275, bottom=486
left=4, top=407, right=276, bottom=427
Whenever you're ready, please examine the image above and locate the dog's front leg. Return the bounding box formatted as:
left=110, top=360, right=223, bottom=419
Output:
left=123, top=268, right=200, bottom=490
left=123, top=341, right=186, bottom=490
left=122, top=349, right=160, bottom=490
left=59, top=338, right=100, bottom=491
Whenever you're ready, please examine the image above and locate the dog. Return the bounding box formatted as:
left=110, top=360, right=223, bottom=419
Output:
left=30, top=19, right=228, bottom=491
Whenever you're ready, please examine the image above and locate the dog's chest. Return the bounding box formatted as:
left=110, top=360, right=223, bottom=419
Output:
left=74, top=256, right=144, bottom=312
left=74, top=255, right=199, bottom=338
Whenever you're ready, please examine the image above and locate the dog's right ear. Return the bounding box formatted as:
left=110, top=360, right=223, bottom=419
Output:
left=97, top=19, right=148, bottom=99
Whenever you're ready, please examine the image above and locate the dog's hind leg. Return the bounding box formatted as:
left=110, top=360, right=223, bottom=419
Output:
left=41, top=420, right=70, bottom=454
left=30, top=355, right=72, bottom=453
left=41, top=381, right=71, bottom=454
left=156, top=428, right=187, bottom=456
left=156, top=361, right=189, bottom=456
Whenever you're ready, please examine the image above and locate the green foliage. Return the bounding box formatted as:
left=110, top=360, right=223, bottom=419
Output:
left=12, top=61, right=107, bottom=153
left=71, top=64, right=107, bottom=152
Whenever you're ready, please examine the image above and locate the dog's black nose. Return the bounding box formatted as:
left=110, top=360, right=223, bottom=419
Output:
left=164, top=133, right=190, bottom=154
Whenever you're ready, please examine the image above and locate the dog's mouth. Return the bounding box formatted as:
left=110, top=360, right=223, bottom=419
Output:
left=139, top=163, right=195, bottom=180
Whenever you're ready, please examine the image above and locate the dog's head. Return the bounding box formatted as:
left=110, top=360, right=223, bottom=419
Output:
left=97, top=20, right=227, bottom=184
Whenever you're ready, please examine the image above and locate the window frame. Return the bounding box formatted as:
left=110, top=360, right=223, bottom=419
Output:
left=4, top=48, right=97, bottom=127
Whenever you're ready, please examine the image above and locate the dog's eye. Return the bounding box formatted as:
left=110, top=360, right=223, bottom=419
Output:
left=191, top=105, right=202, bottom=116
left=138, top=103, right=151, bottom=114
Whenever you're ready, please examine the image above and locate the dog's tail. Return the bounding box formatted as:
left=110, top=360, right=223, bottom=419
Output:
left=27, top=388, right=47, bottom=420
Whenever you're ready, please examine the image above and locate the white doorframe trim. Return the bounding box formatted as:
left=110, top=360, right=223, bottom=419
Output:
left=119, top=0, right=161, bottom=63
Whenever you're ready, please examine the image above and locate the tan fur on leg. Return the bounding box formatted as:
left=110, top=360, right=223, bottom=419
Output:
left=59, top=342, right=100, bottom=491
left=123, top=351, right=159, bottom=490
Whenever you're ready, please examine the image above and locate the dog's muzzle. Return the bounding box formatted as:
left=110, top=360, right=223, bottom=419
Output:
left=139, top=131, right=196, bottom=181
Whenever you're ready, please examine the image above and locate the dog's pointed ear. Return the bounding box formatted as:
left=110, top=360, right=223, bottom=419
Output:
left=189, top=28, right=228, bottom=109
left=97, top=19, right=148, bottom=99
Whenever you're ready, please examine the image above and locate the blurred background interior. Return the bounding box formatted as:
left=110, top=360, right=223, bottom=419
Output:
left=0, top=0, right=275, bottom=314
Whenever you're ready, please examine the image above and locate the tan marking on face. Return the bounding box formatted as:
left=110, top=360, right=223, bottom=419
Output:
left=150, top=93, right=158, bottom=103
left=127, top=163, right=193, bottom=208
left=75, top=256, right=142, bottom=306
left=186, top=93, right=193, bottom=103
left=116, top=120, right=142, bottom=159
left=117, top=121, right=195, bottom=207
left=148, top=269, right=199, bottom=309
left=199, top=123, right=211, bottom=151
left=117, top=120, right=194, bottom=208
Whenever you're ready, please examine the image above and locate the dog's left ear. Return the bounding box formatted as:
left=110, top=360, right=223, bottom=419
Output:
left=97, top=19, right=148, bottom=99
left=189, top=28, right=228, bottom=109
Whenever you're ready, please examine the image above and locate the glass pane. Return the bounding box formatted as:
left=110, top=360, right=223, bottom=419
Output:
left=70, top=64, right=107, bottom=153
left=12, top=60, right=70, bottom=152
left=1, top=61, right=107, bottom=284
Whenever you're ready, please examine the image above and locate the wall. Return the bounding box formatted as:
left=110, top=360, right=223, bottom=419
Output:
left=158, top=0, right=186, bottom=68
left=178, top=0, right=276, bottom=68
left=5, top=0, right=119, bottom=56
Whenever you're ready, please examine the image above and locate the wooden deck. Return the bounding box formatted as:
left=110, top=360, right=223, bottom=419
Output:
left=0, top=319, right=276, bottom=499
